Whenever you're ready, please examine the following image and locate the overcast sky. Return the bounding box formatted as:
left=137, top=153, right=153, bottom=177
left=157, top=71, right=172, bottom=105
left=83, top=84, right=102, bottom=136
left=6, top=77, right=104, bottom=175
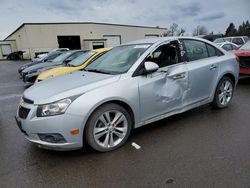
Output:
left=0, top=0, right=249, bottom=40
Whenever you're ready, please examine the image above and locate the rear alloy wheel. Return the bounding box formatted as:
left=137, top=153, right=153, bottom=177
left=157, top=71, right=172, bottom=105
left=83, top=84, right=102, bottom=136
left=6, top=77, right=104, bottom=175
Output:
left=212, top=77, right=234, bottom=108
left=85, top=103, right=132, bottom=152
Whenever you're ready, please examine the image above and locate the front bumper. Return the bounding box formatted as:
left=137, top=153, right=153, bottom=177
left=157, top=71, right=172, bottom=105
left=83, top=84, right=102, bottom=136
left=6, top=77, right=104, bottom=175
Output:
left=15, top=100, right=86, bottom=151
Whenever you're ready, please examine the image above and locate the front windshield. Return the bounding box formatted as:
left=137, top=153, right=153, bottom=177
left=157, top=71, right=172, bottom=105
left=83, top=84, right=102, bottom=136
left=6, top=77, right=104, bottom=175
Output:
left=85, top=44, right=151, bottom=74
left=68, top=51, right=96, bottom=67
left=239, top=41, right=250, bottom=50
left=51, top=52, right=72, bottom=62
left=44, top=52, right=61, bottom=61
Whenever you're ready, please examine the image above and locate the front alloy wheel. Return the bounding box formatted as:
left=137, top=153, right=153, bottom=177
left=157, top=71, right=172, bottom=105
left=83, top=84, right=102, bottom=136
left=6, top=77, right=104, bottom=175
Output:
left=85, top=103, right=132, bottom=152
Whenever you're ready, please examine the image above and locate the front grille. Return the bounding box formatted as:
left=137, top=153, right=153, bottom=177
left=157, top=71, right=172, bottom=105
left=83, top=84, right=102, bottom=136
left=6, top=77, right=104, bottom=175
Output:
left=23, top=97, right=34, bottom=104
left=239, top=56, right=250, bottom=69
left=18, top=106, right=30, bottom=119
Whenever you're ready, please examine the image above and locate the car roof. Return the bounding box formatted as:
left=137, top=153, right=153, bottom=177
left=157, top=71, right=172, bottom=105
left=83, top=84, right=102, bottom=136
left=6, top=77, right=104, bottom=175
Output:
left=123, top=36, right=213, bottom=45
left=216, top=42, right=236, bottom=45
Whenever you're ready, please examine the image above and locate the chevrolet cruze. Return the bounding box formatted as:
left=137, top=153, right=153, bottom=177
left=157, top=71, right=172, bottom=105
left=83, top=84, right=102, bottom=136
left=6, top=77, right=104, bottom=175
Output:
left=15, top=37, right=239, bottom=152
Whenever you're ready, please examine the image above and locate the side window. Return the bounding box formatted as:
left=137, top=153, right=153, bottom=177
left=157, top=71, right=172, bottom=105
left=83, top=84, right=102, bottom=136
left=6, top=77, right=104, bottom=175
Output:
left=232, top=38, right=244, bottom=45
left=182, top=40, right=209, bottom=61
left=206, top=44, right=217, bottom=57
left=222, top=44, right=232, bottom=51
left=145, top=42, right=180, bottom=68
left=66, top=52, right=82, bottom=61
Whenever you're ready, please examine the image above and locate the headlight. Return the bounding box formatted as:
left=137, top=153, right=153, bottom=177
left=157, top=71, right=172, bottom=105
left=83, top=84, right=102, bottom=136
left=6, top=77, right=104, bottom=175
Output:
left=37, top=98, right=72, bottom=117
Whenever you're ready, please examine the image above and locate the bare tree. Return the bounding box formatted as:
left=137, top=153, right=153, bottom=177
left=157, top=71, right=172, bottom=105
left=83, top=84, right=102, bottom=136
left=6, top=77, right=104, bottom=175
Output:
left=163, top=23, right=186, bottom=36
left=193, top=26, right=209, bottom=36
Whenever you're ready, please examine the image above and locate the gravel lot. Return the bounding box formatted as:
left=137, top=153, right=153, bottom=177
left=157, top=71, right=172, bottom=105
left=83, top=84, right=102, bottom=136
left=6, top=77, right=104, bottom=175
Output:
left=0, top=60, right=250, bottom=188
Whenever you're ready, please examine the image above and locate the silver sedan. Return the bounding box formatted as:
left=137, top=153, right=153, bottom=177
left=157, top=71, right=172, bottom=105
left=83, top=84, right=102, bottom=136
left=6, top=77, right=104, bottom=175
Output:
left=15, top=37, right=239, bottom=152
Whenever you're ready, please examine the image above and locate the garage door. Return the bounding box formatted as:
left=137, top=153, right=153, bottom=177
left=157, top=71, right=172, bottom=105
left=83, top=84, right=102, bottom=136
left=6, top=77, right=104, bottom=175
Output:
left=57, top=36, right=81, bottom=50
left=1, top=44, right=12, bottom=56
left=103, top=35, right=121, bottom=47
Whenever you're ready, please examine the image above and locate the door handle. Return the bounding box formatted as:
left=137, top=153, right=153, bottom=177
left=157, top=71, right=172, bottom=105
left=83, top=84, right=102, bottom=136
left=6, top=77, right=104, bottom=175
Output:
left=210, top=65, right=217, bottom=70
left=172, top=73, right=185, bottom=80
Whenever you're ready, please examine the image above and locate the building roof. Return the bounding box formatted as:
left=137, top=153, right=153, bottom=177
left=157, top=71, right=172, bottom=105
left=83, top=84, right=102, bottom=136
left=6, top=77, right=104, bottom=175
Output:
left=4, top=22, right=167, bottom=40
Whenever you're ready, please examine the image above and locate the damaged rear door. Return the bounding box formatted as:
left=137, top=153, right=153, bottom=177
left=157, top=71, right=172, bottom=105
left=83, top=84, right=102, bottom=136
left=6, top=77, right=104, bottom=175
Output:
left=180, top=39, right=220, bottom=105
left=137, top=40, right=189, bottom=122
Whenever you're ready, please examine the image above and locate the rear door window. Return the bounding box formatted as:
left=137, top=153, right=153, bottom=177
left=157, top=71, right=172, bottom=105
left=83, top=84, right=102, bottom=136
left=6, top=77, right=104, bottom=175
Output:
left=182, top=40, right=209, bottom=61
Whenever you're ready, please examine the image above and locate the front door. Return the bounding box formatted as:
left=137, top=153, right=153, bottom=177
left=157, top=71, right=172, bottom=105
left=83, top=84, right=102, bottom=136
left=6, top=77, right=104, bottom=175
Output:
left=137, top=40, right=189, bottom=122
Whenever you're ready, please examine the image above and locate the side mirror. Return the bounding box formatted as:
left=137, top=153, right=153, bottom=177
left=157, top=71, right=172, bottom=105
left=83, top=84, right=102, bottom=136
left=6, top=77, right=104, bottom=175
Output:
left=144, top=61, right=159, bottom=74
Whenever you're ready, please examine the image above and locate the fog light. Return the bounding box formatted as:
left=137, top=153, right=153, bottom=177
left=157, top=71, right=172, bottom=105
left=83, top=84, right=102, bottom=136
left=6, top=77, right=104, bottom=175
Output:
left=38, top=133, right=66, bottom=143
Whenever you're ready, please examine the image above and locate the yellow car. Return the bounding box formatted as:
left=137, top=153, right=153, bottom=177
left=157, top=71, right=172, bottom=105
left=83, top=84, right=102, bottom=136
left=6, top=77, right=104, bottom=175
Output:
left=36, top=48, right=111, bottom=82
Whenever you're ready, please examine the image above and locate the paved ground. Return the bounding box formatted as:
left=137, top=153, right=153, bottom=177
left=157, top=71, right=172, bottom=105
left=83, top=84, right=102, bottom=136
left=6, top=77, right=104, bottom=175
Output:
left=0, top=60, right=250, bottom=188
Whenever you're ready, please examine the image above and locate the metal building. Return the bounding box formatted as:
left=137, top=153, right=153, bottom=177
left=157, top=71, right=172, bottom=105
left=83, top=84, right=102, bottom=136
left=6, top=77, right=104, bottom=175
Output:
left=0, top=22, right=166, bottom=59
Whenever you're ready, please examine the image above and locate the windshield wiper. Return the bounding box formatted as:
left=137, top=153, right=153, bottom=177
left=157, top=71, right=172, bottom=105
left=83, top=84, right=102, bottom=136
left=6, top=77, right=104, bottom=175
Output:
left=84, top=69, right=112, bottom=74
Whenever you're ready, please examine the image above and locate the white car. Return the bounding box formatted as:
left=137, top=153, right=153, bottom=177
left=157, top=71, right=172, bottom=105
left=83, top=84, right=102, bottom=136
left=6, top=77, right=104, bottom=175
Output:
left=214, top=36, right=248, bottom=46
left=216, top=42, right=239, bottom=51
left=36, top=48, right=69, bottom=59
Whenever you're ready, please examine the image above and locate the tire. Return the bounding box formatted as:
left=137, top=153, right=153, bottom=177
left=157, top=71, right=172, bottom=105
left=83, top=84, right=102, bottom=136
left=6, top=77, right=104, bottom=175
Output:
left=211, top=76, right=234, bottom=109
left=85, top=103, right=132, bottom=152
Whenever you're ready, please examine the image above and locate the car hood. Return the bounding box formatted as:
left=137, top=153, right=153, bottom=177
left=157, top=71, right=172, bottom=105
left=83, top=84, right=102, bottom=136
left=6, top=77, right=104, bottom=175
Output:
left=20, top=61, right=40, bottom=68
left=37, top=66, right=78, bottom=81
left=23, top=61, right=63, bottom=73
left=24, top=71, right=120, bottom=104
left=235, top=49, right=250, bottom=57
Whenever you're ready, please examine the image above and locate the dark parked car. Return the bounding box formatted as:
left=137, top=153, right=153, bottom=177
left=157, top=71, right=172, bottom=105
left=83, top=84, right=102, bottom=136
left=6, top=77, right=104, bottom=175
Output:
left=18, top=51, right=63, bottom=75
left=21, top=50, right=87, bottom=83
